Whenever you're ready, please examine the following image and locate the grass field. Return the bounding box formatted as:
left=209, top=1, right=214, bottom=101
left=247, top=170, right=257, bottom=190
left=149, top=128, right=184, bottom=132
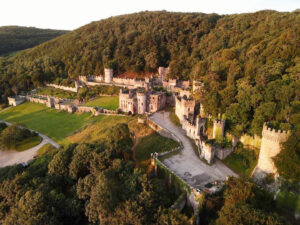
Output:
left=135, top=132, right=180, bottom=167
left=0, top=102, right=105, bottom=144
left=84, top=96, right=119, bottom=110
left=15, top=136, right=43, bottom=151
left=223, top=145, right=259, bottom=177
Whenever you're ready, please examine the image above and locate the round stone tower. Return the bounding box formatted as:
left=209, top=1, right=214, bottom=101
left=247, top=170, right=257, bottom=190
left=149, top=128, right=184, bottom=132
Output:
left=137, top=92, right=147, bottom=114
left=104, top=68, right=113, bottom=83
left=256, top=123, right=290, bottom=176
left=213, top=119, right=225, bottom=139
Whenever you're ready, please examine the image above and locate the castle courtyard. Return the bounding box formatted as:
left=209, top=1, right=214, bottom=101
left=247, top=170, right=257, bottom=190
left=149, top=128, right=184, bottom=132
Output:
left=149, top=111, right=237, bottom=189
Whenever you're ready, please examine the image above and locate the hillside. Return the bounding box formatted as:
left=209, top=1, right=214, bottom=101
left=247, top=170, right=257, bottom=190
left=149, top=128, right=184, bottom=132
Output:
left=0, top=10, right=299, bottom=137
left=0, top=26, right=68, bottom=55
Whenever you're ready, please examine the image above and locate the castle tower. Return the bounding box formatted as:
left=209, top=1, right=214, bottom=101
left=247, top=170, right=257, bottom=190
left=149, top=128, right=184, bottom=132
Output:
left=158, top=66, right=169, bottom=82
left=137, top=92, right=147, bottom=114
left=104, top=68, right=113, bottom=83
left=175, top=96, right=196, bottom=122
left=213, top=119, right=225, bottom=139
left=255, top=123, right=290, bottom=176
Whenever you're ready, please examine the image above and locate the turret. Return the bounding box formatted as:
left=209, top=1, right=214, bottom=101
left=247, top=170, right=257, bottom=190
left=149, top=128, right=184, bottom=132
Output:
left=104, top=68, right=113, bottom=83
left=213, top=119, right=225, bottom=139
left=137, top=92, right=147, bottom=114
left=255, top=123, right=291, bottom=176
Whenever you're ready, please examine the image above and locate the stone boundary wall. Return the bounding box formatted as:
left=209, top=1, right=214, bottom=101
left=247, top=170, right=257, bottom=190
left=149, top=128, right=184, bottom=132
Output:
left=47, top=84, right=78, bottom=93
left=214, top=146, right=234, bottom=160
left=146, top=117, right=163, bottom=132
left=25, top=95, right=122, bottom=117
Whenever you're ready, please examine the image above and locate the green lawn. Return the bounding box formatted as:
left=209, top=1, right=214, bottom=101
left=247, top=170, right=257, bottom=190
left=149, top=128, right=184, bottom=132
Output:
left=84, top=96, right=119, bottom=110
left=0, top=102, right=104, bottom=144
left=15, top=136, right=43, bottom=151
left=135, top=132, right=180, bottom=164
left=223, top=145, right=259, bottom=177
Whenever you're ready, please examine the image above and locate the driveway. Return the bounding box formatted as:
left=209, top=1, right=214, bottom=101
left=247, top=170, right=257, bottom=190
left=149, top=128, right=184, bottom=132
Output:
left=149, top=112, right=237, bottom=188
left=0, top=120, right=60, bottom=168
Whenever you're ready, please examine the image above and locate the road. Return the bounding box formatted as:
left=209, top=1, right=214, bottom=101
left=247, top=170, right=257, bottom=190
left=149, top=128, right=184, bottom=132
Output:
left=0, top=120, right=60, bottom=168
left=149, top=112, right=237, bottom=189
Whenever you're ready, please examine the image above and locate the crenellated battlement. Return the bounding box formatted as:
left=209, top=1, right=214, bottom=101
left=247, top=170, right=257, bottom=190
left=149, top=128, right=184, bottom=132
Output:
left=262, top=123, right=290, bottom=143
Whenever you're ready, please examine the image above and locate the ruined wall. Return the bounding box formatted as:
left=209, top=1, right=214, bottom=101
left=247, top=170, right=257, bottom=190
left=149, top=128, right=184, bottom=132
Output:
left=8, top=96, right=25, bottom=106
left=255, top=124, right=290, bottom=175
left=199, top=140, right=214, bottom=164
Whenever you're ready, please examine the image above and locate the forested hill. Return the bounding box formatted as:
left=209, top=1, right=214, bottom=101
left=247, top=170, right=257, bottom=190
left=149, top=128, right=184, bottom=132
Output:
left=0, top=26, right=68, bottom=55
left=0, top=10, right=299, bottom=136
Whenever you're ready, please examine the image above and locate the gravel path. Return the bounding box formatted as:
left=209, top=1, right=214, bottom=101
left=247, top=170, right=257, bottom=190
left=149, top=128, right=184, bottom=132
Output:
left=0, top=120, right=60, bottom=168
left=149, top=112, right=237, bottom=189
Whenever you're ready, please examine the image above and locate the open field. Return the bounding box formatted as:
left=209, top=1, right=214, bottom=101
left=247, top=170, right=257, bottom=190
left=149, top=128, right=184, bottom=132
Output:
left=0, top=102, right=104, bottom=144
left=83, top=96, right=119, bottom=110
left=222, top=145, right=259, bottom=177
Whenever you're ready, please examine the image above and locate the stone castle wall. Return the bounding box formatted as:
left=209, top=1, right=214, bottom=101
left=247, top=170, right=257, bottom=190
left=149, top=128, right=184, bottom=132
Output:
left=47, top=84, right=78, bottom=93
left=255, top=123, right=290, bottom=176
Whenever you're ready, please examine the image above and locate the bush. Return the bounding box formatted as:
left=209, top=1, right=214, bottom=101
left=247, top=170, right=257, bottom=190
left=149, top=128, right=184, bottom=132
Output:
left=0, top=124, right=38, bottom=150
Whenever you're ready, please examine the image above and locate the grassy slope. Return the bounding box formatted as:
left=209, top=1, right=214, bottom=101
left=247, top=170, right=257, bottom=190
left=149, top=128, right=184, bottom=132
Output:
left=135, top=132, right=180, bottom=165
left=83, top=96, right=119, bottom=110
left=67, top=115, right=132, bottom=143
left=223, top=146, right=259, bottom=177
left=0, top=102, right=102, bottom=144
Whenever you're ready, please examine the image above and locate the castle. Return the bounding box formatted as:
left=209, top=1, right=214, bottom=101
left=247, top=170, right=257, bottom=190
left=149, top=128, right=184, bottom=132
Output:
left=7, top=66, right=291, bottom=178
left=253, top=123, right=290, bottom=178
left=119, top=89, right=167, bottom=114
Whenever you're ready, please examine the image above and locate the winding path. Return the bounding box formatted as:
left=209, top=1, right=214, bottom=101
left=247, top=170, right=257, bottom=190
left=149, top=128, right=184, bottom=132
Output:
left=0, top=120, right=60, bottom=168
left=149, top=112, right=237, bottom=189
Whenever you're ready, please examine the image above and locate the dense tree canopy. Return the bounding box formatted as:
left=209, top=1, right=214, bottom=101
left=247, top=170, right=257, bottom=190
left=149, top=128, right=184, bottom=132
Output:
left=0, top=124, right=186, bottom=224
left=0, top=26, right=68, bottom=56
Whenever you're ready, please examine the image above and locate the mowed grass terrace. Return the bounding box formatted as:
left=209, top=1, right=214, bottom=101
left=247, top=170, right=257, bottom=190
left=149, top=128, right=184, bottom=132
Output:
left=0, top=102, right=119, bottom=145
left=84, top=96, right=119, bottom=110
